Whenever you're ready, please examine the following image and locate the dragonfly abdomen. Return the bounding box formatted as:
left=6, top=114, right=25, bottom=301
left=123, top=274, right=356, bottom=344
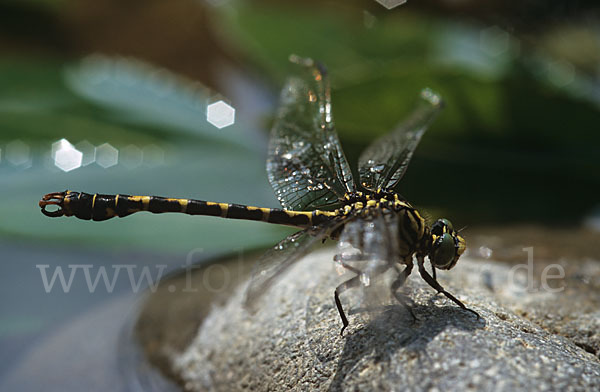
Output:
left=39, top=191, right=338, bottom=227
left=39, top=191, right=185, bottom=221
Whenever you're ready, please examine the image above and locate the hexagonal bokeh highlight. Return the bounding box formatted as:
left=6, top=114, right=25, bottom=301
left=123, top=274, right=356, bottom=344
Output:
left=95, top=143, right=119, bottom=168
left=375, top=0, right=407, bottom=10
left=480, top=26, right=510, bottom=57
left=121, top=144, right=143, bottom=169
left=5, top=140, right=31, bottom=166
left=206, top=100, right=235, bottom=129
left=53, top=139, right=83, bottom=172
left=51, top=138, right=71, bottom=159
left=75, top=140, right=96, bottom=166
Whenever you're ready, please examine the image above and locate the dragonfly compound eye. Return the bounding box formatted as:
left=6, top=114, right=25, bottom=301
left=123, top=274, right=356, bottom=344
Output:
left=431, top=218, right=454, bottom=236
left=431, top=233, right=457, bottom=269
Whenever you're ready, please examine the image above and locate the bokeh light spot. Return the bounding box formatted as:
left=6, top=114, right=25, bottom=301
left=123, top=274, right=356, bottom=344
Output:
left=547, top=60, right=575, bottom=87
left=6, top=140, right=31, bottom=167
left=121, top=145, right=143, bottom=169
left=54, top=140, right=83, bottom=172
left=375, top=0, right=407, bottom=10
left=480, top=26, right=510, bottom=57
left=207, top=100, right=235, bottom=129
left=96, top=143, right=119, bottom=168
left=75, top=140, right=96, bottom=166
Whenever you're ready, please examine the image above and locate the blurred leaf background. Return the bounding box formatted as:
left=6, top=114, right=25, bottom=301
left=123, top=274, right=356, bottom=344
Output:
left=1, top=0, right=600, bottom=386
left=2, top=0, right=599, bottom=250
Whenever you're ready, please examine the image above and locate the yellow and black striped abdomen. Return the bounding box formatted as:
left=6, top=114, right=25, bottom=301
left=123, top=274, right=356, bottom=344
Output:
left=39, top=191, right=338, bottom=227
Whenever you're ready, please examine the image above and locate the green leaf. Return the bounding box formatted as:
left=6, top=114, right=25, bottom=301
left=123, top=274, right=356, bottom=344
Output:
left=0, top=57, right=288, bottom=252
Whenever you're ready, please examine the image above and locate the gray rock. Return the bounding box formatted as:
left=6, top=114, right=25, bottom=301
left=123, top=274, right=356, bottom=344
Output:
left=174, top=248, right=600, bottom=391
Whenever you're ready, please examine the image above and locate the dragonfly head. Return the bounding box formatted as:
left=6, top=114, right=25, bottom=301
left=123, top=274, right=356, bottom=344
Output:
left=429, top=218, right=466, bottom=270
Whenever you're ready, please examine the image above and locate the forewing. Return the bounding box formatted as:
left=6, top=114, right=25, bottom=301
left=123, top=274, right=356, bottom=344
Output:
left=358, top=89, right=443, bottom=192
left=244, top=217, right=346, bottom=312
left=267, top=56, right=355, bottom=211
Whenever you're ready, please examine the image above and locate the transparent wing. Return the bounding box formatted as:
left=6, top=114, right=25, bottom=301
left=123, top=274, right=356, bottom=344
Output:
left=358, top=89, right=443, bottom=192
left=244, top=217, right=347, bottom=312
left=267, top=55, right=355, bottom=211
left=337, top=211, right=400, bottom=286
left=333, top=209, right=404, bottom=329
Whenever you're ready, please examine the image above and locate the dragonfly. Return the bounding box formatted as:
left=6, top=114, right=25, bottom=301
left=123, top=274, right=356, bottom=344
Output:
left=39, top=55, right=478, bottom=335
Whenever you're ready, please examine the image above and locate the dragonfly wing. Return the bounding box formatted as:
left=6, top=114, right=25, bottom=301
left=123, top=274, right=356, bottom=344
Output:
left=267, top=56, right=355, bottom=211
left=244, top=217, right=346, bottom=312
left=358, top=89, right=443, bottom=192
left=335, top=210, right=402, bottom=322
left=338, top=211, right=399, bottom=286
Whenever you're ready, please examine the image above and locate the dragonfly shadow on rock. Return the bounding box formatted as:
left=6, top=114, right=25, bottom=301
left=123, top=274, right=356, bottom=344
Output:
left=327, top=304, right=486, bottom=392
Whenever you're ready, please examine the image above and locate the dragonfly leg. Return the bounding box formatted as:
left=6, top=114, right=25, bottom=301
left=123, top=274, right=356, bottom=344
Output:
left=391, top=261, right=417, bottom=321
left=429, top=259, right=437, bottom=281
left=417, top=255, right=479, bottom=319
left=334, top=252, right=391, bottom=275
left=333, top=252, right=374, bottom=267
left=334, top=274, right=361, bottom=336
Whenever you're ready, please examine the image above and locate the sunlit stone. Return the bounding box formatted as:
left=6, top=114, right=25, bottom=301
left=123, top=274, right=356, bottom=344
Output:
left=54, top=143, right=83, bottom=172
left=206, top=100, right=235, bottom=129
left=121, top=144, right=143, bottom=169
left=375, top=0, right=407, bottom=10
left=96, top=143, right=119, bottom=168
left=5, top=140, right=30, bottom=166
left=480, top=26, right=510, bottom=57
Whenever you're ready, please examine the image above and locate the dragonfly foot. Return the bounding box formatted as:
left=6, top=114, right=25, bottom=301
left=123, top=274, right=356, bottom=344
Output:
left=467, top=307, right=481, bottom=320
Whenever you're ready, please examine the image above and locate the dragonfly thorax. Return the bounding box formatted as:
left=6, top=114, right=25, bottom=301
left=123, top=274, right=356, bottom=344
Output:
left=333, top=191, right=427, bottom=259
left=340, top=190, right=410, bottom=214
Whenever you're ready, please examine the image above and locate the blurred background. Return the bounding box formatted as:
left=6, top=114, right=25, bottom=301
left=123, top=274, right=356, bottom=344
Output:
left=1, top=0, right=599, bottom=390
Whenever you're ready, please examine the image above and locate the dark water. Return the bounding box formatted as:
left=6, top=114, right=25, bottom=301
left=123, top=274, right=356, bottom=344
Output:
left=0, top=241, right=183, bottom=392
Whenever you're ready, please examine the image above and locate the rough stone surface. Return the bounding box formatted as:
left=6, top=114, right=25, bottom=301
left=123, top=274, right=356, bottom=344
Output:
left=175, top=248, right=600, bottom=391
